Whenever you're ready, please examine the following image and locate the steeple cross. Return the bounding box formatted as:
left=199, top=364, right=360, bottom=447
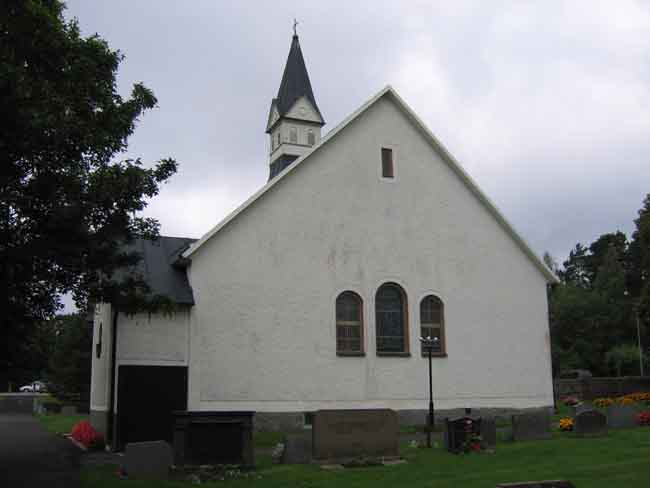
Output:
left=293, top=18, right=299, bottom=36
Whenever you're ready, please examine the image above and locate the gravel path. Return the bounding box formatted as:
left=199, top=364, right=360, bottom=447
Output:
left=0, top=414, right=81, bottom=488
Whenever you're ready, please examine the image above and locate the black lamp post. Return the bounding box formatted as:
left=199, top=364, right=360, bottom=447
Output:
left=419, top=335, right=438, bottom=448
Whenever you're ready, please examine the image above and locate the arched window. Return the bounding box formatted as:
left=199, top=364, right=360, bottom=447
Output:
left=277, top=131, right=281, bottom=146
left=336, top=291, right=363, bottom=355
left=307, top=129, right=315, bottom=146
left=290, top=126, right=298, bottom=143
left=376, top=283, right=409, bottom=355
left=420, top=295, right=445, bottom=356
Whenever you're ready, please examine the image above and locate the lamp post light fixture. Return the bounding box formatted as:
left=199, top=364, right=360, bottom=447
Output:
left=419, top=335, right=439, bottom=448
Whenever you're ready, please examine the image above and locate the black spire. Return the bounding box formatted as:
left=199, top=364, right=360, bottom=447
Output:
left=275, top=34, right=324, bottom=122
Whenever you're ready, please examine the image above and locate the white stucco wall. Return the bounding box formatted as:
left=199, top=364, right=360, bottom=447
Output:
left=112, top=308, right=190, bottom=412
left=187, top=94, right=554, bottom=413
left=90, top=302, right=113, bottom=413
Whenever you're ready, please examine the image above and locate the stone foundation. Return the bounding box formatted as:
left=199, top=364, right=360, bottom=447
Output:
left=254, top=406, right=553, bottom=432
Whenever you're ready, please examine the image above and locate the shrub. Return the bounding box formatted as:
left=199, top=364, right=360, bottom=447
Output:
left=71, top=420, right=104, bottom=449
left=636, top=411, right=650, bottom=427
left=559, top=417, right=574, bottom=432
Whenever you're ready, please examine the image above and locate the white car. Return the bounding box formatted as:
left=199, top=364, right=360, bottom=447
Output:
left=19, top=381, right=47, bottom=393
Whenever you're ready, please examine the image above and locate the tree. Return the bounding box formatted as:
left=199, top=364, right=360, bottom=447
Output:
left=48, top=313, right=92, bottom=399
left=630, top=195, right=650, bottom=321
left=605, top=344, right=646, bottom=377
left=1, top=1, right=177, bottom=382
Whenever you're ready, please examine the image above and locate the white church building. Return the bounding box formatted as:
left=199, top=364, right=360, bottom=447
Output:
left=90, top=32, right=557, bottom=448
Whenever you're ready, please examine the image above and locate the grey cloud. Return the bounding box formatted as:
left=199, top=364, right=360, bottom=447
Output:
left=62, top=0, right=650, bottom=272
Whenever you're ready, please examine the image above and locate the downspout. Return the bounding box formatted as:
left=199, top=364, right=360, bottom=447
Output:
left=107, top=306, right=119, bottom=450
left=547, top=283, right=558, bottom=413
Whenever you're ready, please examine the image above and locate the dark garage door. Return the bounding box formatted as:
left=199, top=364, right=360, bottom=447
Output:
left=116, top=365, right=187, bottom=450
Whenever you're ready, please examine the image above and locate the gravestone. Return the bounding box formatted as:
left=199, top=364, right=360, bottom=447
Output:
left=312, top=409, right=398, bottom=462
left=123, top=440, right=173, bottom=479
left=606, top=404, right=637, bottom=429
left=444, top=417, right=482, bottom=453
left=574, top=410, right=607, bottom=437
left=511, top=412, right=551, bottom=441
left=570, top=402, right=594, bottom=417
left=496, top=481, right=575, bottom=488
left=282, top=431, right=312, bottom=464
left=173, top=411, right=254, bottom=467
left=481, top=417, right=497, bottom=449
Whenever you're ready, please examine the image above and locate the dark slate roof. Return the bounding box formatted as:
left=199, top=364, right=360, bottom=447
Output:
left=122, top=236, right=196, bottom=305
left=269, top=154, right=298, bottom=180
left=274, top=35, right=324, bottom=122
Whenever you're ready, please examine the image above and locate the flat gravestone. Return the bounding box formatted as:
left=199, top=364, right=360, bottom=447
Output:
left=496, top=481, right=575, bottom=488
left=123, top=440, right=173, bottom=479
left=282, top=431, right=312, bottom=464
left=607, top=404, right=637, bottom=429
left=511, top=412, right=551, bottom=441
left=312, top=409, right=398, bottom=462
left=481, top=417, right=497, bottom=449
left=574, top=410, right=607, bottom=437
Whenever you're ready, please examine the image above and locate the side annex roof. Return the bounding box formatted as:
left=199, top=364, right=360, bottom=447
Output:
left=183, top=86, right=558, bottom=284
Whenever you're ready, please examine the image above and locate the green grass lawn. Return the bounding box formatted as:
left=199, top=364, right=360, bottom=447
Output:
left=37, top=413, right=89, bottom=435
left=80, top=428, right=650, bottom=487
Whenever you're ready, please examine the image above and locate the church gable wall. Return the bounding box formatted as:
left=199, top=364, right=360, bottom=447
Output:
left=187, top=95, right=553, bottom=413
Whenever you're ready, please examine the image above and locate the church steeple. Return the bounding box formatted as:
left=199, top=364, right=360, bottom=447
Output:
left=266, top=31, right=324, bottom=180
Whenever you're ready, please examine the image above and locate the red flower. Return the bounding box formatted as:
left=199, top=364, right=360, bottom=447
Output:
left=71, top=420, right=104, bottom=448
left=636, top=411, right=650, bottom=426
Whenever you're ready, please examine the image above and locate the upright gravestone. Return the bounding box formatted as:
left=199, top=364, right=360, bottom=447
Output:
left=574, top=410, right=607, bottom=437
left=481, top=417, right=497, bottom=449
left=444, top=417, right=482, bottom=453
left=511, top=412, right=552, bottom=441
left=282, top=431, right=312, bottom=464
left=606, top=404, right=637, bottom=430
left=570, top=402, right=594, bottom=417
left=123, top=440, right=173, bottom=479
left=312, top=409, right=398, bottom=462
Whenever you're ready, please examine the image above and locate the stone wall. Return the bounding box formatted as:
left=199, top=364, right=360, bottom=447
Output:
left=0, top=393, right=42, bottom=414
left=554, top=376, right=650, bottom=400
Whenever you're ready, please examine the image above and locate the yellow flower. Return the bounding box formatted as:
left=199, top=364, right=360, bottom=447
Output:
left=559, top=417, right=574, bottom=431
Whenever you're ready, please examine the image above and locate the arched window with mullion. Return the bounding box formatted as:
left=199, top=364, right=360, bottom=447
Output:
left=376, top=283, right=409, bottom=355
left=336, top=291, right=364, bottom=355
left=420, top=295, right=445, bottom=356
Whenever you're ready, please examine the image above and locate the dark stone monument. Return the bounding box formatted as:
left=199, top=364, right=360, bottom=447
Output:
left=173, top=411, right=254, bottom=467
left=312, top=409, right=398, bottom=462
left=511, top=412, right=551, bottom=441
left=123, top=440, right=173, bottom=479
left=574, top=409, right=607, bottom=437
left=496, top=481, right=575, bottom=488
left=444, top=416, right=482, bottom=453
left=606, top=404, right=637, bottom=429
left=481, top=417, right=497, bottom=449
left=282, top=431, right=312, bottom=464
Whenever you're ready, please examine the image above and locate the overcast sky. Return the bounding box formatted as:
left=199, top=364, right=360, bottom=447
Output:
left=64, top=0, right=650, bottom=268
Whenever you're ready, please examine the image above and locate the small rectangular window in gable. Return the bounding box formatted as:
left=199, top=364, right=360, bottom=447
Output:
left=381, top=148, right=394, bottom=178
